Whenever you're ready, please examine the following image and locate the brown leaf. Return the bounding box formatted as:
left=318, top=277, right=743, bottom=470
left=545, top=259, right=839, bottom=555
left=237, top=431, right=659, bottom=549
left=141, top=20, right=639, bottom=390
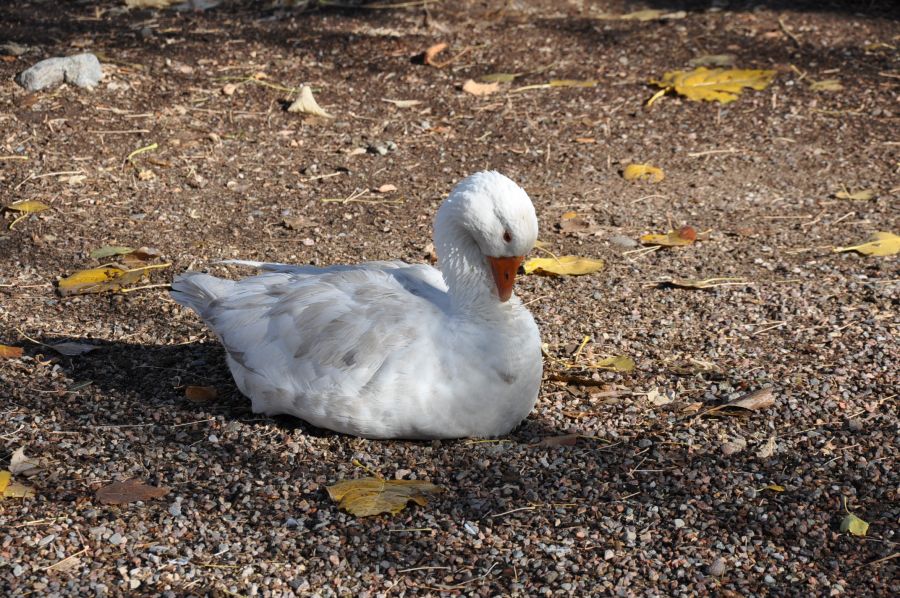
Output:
left=185, top=385, right=218, bottom=403
left=9, top=447, right=41, bottom=477
left=725, top=387, right=775, bottom=412
left=0, top=344, right=24, bottom=359
left=640, top=225, right=697, bottom=247
left=462, top=79, right=500, bottom=96
left=538, top=434, right=578, bottom=447
left=721, top=436, right=747, bottom=456
left=282, top=215, right=311, bottom=230
left=423, top=42, right=448, bottom=66
left=558, top=212, right=598, bottom=235
left=95, top=479, right=171, bottom=505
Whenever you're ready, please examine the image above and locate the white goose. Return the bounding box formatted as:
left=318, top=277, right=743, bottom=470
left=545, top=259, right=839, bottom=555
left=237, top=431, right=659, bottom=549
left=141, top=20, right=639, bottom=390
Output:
left=171, top=171, right=542, bottom=439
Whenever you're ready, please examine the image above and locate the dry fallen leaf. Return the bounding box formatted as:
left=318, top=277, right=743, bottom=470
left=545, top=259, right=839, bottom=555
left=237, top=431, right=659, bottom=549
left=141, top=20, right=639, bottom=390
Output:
left=423, top=42, right=448, bottom=66
left=834, top=188, right=875, bottom=201
left=640, top=225, right=697, bottom=247
left=462, top=79, right=500, bottom=96
left=287, top=85, right=333, bottom=119
left=46, top=554, right=83, bottom=573
left=0, top=344, right=24, bottom=359
left=524, top=255, right=604, bottom=276
left=48, top=341, right=98, bottom=356
left=558, top=212, right=598, bottom=235
left=0, top=470, right=35, bottom=499
left=538, top=434, right=579, bottom=447
left=648, top=67, right=776, bottom=106
left=9, top=447, right=41, bottom=477
left=57, top=263, right=169, bottom=296
left=841, top=498, right=869, bottom=537
left=4, top=199, right=50, bottom=229
left=282, top=215, right=311, bottom=230
left=726, top=387, right=776, bottom=412
left=595, top=9, right=686, bottom=21
left=90, top=246, right=135, bottom=260
left=721, top=437, right=747, bottom=456
left=756, top=436, right=777, bottom=459
left=95, top=479, right=171, bottom=505
left=592, top=355, right=635, bottom=372
left=809, top=79, right=843, bottom=92
left=761, top=484, right=786, bottom=492
left=5, top=200, right=51, bottom=214
left=381, top=98, right=422, bottom=108
left=479, top=72, right=521, bottom=83
left=512, top=79, right=597, bottom=93
left=646, top=388, right=672, bottom=406
left=834, top=231, right=899, bottom=257
left=623, top=163, right=665, bottom=182
left=185, top=385, right=218, bottom=403
left=663, top=277, right=748, bottom=290
left=326, top=477, right=442, bottom=517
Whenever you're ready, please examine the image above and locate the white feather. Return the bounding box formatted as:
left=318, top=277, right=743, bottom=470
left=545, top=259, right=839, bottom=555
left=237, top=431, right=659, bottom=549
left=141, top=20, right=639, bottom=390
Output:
left=171, top=171, right=542, bottom=439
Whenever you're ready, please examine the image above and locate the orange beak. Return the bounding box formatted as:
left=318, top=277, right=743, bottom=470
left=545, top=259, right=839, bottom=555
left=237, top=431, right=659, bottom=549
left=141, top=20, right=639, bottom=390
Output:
left=488, top=256, right=524, bottom=302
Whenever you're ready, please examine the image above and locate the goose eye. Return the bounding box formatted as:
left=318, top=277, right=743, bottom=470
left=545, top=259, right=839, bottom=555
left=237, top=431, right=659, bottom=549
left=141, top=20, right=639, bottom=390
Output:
left=503, top=230, right=512, bottom=243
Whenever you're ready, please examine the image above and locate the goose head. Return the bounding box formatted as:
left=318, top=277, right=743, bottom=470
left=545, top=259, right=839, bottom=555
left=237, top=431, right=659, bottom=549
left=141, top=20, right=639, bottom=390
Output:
left=434, top=171, right=538, bottom=305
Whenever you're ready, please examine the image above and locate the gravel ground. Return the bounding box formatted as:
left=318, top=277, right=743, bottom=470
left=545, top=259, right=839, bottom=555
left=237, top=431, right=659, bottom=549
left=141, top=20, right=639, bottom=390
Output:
left=1, top=1, right=898, bottom=596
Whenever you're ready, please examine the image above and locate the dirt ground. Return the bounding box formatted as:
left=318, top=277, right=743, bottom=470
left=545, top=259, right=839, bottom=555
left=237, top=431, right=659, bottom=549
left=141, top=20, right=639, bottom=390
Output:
left=1, top=0, right=898, bottom=596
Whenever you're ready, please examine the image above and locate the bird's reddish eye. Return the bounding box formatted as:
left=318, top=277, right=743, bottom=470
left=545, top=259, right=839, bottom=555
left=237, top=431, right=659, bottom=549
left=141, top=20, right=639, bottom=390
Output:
left=503, top=231, right=512, bottom=243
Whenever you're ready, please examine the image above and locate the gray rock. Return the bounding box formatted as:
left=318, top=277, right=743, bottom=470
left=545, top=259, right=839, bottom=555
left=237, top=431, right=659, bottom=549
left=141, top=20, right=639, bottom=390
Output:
left=108, top=533, right=124, bottom=546
left=16, top=53, right=103, bottom=91
left=709, top=557, right=726, bottom=577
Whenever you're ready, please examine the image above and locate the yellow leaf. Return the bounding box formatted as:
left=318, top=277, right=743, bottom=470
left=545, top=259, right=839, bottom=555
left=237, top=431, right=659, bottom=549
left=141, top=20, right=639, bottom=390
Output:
left=0, top=470, right=35, bottom=499
left=761, top=484, right=786, bottom=492
left=511, top=79, right=597, bottom=93
left=57, top=263, right=170, bottom=296
left=623, top=163, right=665, bottom=182
left=0, top=344, right=24, bottom=359
left=90, top=246, right=135, bottom=259
left=548, top=79, right=597, bottom=88
left=640, top=226, right=698, bottom=247
left=523, top=255, right=604, bottom=276
left=5, top=200, right=50, bottom=214
left=326, top=477, right=442, bottom=517
left=841, top=513, right=869, bottom=536
left=649, top=67, right=776, bottom=105
left=462, top=79, right=500, bottom=96
left=809, top=79, right=843, bottom=92
left=287, top=85, right=333, bottom=118
left=834, top=231, right=900, bottom=257
left=835, top=189, right=875, bottom=201
left=591, top=355, right=635, bottom=372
